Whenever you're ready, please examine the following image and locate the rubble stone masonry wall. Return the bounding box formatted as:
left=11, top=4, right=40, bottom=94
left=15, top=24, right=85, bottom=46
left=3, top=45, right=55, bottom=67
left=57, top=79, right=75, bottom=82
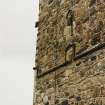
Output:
left=34, top=0, right=105, bottom=105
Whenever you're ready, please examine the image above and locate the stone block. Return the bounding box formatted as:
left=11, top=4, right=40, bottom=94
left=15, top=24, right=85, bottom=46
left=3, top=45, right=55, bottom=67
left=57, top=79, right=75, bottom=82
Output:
left=64, top=26, right=72, bottom=36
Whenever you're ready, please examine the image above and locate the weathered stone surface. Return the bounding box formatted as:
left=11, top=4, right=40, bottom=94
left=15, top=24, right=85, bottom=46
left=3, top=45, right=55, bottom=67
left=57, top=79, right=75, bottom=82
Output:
left=34, top=0, right=105, bottom=105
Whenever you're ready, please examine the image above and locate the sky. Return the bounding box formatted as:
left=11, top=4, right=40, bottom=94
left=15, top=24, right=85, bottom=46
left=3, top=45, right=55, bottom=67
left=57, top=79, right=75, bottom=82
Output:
left=0, top=0, right=39, bottom=105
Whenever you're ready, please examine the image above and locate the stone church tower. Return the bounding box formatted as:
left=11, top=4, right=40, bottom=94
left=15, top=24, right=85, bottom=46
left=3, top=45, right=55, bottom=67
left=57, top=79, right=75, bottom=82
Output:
left=33, top=0, right=105, bottom=105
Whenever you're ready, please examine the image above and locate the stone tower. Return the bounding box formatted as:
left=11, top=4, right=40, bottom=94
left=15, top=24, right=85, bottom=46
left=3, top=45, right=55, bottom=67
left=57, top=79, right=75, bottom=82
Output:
left=33, top=0, right=105, bottom=105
